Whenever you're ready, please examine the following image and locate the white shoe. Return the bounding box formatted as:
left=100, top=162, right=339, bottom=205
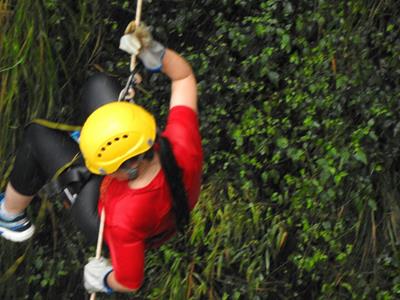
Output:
left=0, top=194, right=35, bottom=242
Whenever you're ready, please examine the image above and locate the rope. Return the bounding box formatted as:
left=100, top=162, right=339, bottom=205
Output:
left=90, top=1, right=144, bottom=299
left=119, top=0, right=144, bottom=101
left=130, top=1, right=143, bottom=72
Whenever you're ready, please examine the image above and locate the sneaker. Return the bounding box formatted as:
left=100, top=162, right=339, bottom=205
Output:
left=0, top=194, right=35, bottom=242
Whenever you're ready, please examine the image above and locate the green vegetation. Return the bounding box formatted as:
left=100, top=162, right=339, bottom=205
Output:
left=1, top=0, right=400, bottom=299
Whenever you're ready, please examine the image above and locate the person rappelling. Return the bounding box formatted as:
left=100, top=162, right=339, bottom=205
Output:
left=0, top=11, right=203, bottom=296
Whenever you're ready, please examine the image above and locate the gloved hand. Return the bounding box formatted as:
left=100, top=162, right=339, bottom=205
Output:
left=84, top=257, right=113, bottom=294
left=119, top=21, right=166, bottom=72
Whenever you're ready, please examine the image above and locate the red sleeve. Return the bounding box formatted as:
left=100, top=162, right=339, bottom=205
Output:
left=162, top=105, right=203, bottom=167
left=107, top=226, right=145, bottom=290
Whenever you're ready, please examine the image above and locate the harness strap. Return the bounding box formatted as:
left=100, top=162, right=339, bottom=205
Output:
left=42, top=165, right=92, bottom=204
left=31, top=118, right=81, bottom=132
left=52, top=153, right=81, bottom=180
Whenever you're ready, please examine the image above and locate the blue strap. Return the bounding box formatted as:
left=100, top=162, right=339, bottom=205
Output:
left=70, top=130, right=81, bottom=143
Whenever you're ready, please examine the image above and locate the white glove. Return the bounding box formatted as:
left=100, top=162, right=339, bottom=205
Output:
left=138, top=40, right=166, bottom=72
left=84, top=257, right=113, bottom=294
left=119, top=34, right=141, bottom=57
left=119, top=23, right=166, bottom=72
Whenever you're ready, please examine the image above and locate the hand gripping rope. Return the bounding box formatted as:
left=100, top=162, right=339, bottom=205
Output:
left=89, top=1, right=143, bottom=299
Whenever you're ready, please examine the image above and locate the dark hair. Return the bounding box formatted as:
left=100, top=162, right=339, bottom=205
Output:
left=158, top=135, right=190, bottom=233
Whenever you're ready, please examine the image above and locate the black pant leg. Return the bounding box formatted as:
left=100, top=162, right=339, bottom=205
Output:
left=71, top=175, right=102, bottom=244
left=9, top=123, right=80, bottom=196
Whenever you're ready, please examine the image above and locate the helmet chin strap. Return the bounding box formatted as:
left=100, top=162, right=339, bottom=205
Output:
left=124, top=153, right=145, bottom=180
left=127, top=167, right=139, bottom=180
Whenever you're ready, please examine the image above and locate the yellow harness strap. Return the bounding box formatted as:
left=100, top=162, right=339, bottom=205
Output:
left=31, top=118, right=81, bottom=132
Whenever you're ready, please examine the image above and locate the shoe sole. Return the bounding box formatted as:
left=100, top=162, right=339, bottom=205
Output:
left=0, top=224, right=35, bottom=242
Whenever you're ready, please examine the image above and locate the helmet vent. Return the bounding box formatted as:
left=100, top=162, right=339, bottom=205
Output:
left=98, top=135, right=130, bottom=157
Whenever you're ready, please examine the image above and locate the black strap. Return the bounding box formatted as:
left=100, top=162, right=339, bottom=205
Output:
left=42, top=165, right=92, bottom=199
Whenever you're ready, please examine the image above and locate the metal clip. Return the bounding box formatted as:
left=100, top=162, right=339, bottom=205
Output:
left=63, top=188, right=77, bottom=205
left=119, top=72, right=142, bottom=102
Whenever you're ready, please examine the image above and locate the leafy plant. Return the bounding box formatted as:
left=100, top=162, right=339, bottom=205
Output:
left=1, top=0, right=399, bottom=299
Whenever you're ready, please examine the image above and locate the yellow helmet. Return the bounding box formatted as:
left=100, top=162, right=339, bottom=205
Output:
left=79, top=101, right=156, bottom=175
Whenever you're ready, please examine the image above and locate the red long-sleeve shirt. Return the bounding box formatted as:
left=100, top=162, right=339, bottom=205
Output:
left=98, top=106, right=203, bottom=289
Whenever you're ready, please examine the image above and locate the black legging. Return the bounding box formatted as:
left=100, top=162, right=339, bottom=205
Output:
left=8, top=73, right=121, bottom=244
left=10, top=123, right=81, bottom=196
